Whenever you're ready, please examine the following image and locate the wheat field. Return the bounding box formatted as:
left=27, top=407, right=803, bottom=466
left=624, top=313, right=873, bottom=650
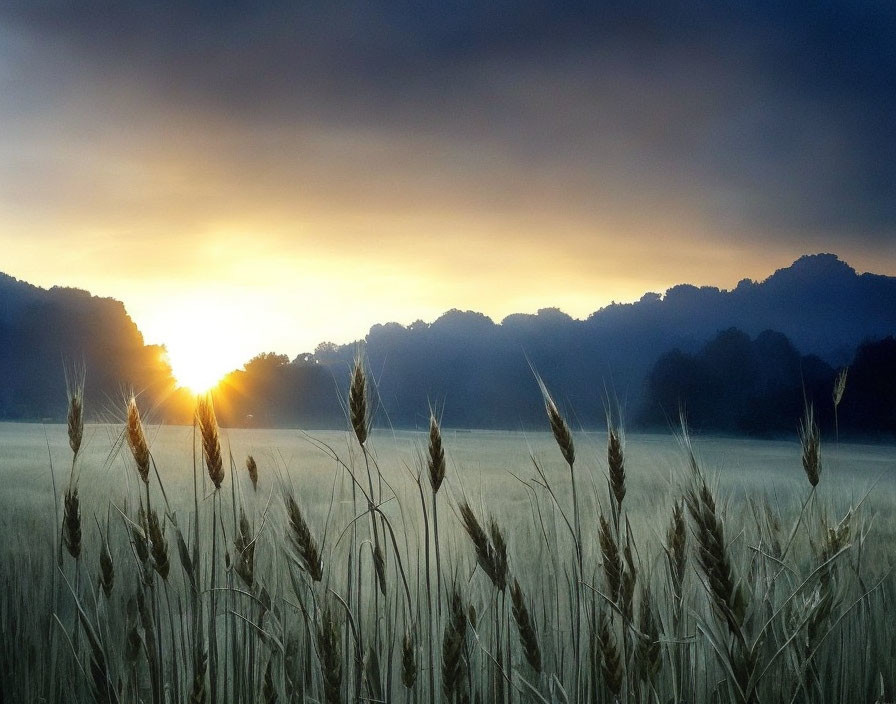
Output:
left=1, top=368, right=895, bottom=703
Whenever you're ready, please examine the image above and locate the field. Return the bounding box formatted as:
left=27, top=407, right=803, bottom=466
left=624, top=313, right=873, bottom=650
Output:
left=1, top=388, right=895, bottom=703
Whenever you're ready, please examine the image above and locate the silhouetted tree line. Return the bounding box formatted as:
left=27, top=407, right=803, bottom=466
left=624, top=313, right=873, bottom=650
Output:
left=0, top=273, right=184, bottom=422
left=838, top=336, right=896, bottom=435
left=213, top=352, right=343, bottom=429
left=638, top=329, right=896, bottom=437
left=3, top=254, right=896, bottom=436
left=247, top=253, right=896, bottom=433
left=210, top=331, right=896, bottom=438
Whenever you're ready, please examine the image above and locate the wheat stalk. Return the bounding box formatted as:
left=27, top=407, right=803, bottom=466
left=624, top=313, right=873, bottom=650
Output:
left=599, top=513, right=622, bottom=602
left=538, top=377, right=583, bottom=700
left=620, top=538, right=637, bottom=624
left=543, top=391, right=575, bottom=466
left=458, top=501, right=507, bottom=592
left=428, top=413, right=446, bottom=493
left=685, top=480, right=746, bottom=633
left=245, top=455, right=258, bottom=491
left=62, top=487, right=82, bottom=560
left=196, top=396, right=224, bottom=489
left=285, top=494, right=324, bottom=582
left=608, top=426, right=626, bottom=510
left=429, top=410, right=446, bottom=629
left=146, top=508, right=170, bottom=581
left=126, top=396, right=151, bottom=485
left=799, top=404, right=821, bottom=487
left=685, top=477, right=757, bottom=702
left=833, top=367, right=848, bottom=443
left=666, top=499, right=687, bottom=601
left=510, top=578, right=542, bottom=674
left=233, top=506, right=255, bottom=589
left=349, top=357, right=369, bottom=446
left=67, top=389, right=83, bottom=458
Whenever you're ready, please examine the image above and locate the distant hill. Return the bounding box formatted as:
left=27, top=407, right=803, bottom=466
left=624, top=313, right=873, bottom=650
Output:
left=0, top=272, right=186, bottom=422
left=2, top=253, right=896, bottom=432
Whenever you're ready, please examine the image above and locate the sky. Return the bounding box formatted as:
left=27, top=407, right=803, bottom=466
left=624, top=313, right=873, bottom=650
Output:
left=2, top=1, right=895, bottom=387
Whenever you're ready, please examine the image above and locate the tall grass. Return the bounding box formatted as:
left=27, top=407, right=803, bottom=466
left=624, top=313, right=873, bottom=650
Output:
left=0, top=368, right=894, bottom=704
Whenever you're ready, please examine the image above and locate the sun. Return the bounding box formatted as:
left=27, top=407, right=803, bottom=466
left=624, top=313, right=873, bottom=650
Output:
left=164, top=342, right=233, bottom=394
left=150, top=296, right=257, bottom=394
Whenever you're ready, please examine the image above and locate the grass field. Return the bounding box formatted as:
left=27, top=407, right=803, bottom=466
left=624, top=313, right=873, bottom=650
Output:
left=1, top=380, right=894, bottom=703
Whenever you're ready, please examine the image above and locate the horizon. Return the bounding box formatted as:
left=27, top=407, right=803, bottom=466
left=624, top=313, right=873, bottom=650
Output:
left=2, top=249, right=892, bottom=404
left=2, top=250, right=883, bottom=385
left=3, top=3, right=896, bottom=389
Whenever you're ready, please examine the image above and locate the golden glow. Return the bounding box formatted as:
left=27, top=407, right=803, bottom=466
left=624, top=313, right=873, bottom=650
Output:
left=2, top=109, right=892, bottom=364
left=150, top=293, right=261, bottom=394
left=166, top=345, right=228, bottom=394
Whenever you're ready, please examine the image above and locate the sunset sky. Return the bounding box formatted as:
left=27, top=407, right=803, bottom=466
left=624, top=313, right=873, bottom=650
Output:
left=2, top=2, right=895, bottom=385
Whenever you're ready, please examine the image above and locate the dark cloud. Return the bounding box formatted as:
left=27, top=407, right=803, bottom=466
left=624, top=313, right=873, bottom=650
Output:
left=2, top=0, right=896, bottom=246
